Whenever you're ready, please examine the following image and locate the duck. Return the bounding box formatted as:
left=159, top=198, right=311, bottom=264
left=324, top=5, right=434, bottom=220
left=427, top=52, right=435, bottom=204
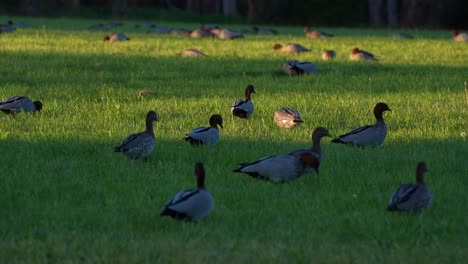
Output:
left=273, top=43, right=310, bottom=53
left=184, top=114, right=223, bottom=145
left=289, top=127, right=332, bottom=162
left=210, top=28, right=244, bottom=40
left=103, top=32, right=130, bottom=42
left=178, top=49, right=207, bottom=57
left=114, top=111, right=158, bottom=159
left=349, top=47, right=378, bottom=61
left=331, top=102, right=391, bottom=147
left=283, top=60, right=317, bottom=75
left=451, top=30, right=468, bottom=42
left=187, top=28, right=212, bottom=38
left=322, top=50, right=336, bottom=60
left=0, top=96, right=42, bottom=114
left=231, top=85, right=255, bottom=118
left=274, top=108, right=303, bottom=128
left=0, top=24, right=15, bottom=33
left=304, top=27, right=334, bottom=39
left=252, top=26, right=277, bottom=35
left=233, top=152, right=319, bottom=183
left=387, top=162, right=432, bottom=212
left=161, top=162, right=214, bottom=221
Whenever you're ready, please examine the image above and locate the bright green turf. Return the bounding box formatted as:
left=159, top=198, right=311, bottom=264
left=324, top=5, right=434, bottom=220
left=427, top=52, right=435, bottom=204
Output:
left=0, top=16, right=467, bottom=262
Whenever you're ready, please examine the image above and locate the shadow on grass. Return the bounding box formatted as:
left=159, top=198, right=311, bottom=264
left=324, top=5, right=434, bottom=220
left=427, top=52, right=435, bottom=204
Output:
left=1, top=51, right=466, bottom=101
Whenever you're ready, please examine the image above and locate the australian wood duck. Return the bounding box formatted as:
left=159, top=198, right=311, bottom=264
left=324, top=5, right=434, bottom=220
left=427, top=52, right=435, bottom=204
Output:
left=210, top=28, right=243, bottom=40
left=349, top=47, right=378, bottom=61
left=178, top=49, right=207, bottom=57
left=273, top=43, right=310, bottom=53
left=231, top=85, right=255, bottom=119
left=161, top=162, right=214, bottom=221
left=452, top=30, right=468, bottom=42
left=187, top=28, right=212, bottom=38
left=304, top=27, right=334, bottom=39
left=274, top=108, right=303, bottom=128
left=114, top=111, right=158, bottom=159
left=184, top=114, right=223, bottom=145
left=233, top=152, right=319, bottom=183
left=331, top=103, right=391, bottom=147
left=322, top=50, right=336, bottom=60
left=0, top=96, right=42, bottom=114
left=283, top=60, right=317, bottom=75
left=103, top=32, right=130, bottom=42
left=387, top=162, right=432, bottom=212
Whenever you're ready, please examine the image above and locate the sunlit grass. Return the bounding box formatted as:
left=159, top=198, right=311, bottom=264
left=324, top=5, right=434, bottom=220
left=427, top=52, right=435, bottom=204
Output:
left=0, top=16, right=467, bottom=262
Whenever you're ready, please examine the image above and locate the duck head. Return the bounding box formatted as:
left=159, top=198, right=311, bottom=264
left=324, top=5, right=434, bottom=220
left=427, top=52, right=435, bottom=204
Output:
left=373, top=102, right=391, bottom=120
left=312, top=127, right=332, bottom=141
left=351, top=47, right=360, bottom=54
left=147, top=110, right=159, bottom=122
left=245, top=85, right=255, bottom=99
left=103, top=36, right=110, bottom=41
left=451, top=30, right=459, bottom=37
left=209, top=114, right=223, bottom=129
left=195, top=162, right=206, bottom=189
left=273, top=43, right=283, bottom=50
left=416, top=162, right=428, bottom=184
left=33, top=101, right=43, bottom=112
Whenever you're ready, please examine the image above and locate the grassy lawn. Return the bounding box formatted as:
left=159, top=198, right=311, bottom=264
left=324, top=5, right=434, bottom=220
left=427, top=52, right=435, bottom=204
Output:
left=0, top=16, right=467, bottom=262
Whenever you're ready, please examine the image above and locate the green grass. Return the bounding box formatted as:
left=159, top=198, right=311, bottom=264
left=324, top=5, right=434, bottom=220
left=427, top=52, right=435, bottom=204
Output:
left=0, top=16, right=467, bottom=262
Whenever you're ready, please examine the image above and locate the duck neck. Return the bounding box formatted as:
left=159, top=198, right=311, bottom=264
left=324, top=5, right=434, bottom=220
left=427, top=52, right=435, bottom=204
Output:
left=311, top=134, right=321, bottom=154
left=146, top=119, right=154, bottom=136
left=197, top=174, right=205, bottom=189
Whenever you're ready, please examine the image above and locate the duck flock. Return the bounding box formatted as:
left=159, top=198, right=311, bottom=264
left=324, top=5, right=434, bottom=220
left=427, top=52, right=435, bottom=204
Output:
left=3, top=19, right=462, bottom=222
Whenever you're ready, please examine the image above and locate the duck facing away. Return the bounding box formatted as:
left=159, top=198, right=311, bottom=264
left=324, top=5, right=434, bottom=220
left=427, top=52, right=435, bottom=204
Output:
left=349, top=47, right=378, bottom=61
left=114, top=111, right=158, bottom=159
left=184, top=114, right=223, bottom=145
left=387, top=162, right=432, bottom=212
left=103, top=32, right=130, bottom=42
left=178, top=48, right=207, bottom=57
left=274, top=108, right=304, bottom=128
left=0, top=96, right=42, bottom=114
left=161, top=162, right=214, bottom=221
left=322, top=50, right=336, bottom=60
left=283, top=60, right=317, bottom=76
left=233, top=152, right=319, bottom=183
left=451, top=30, right=468, bottom=42
left=273, top=43, right=310, bottom=53
left=331, top=103, right=391, bottom=147
left=210, top=28, right=244, bottom=40
left=231, top=85, right=255, bottom=118
left=304, top=27, right=334, bottom=39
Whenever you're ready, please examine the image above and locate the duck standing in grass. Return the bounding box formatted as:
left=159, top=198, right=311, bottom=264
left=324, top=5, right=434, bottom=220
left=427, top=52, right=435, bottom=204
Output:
left=114, top=111, right=158, bottom=159
left=322, top=50, right=336, bottom=60
left=0, top=96, right=42, bottom=114
left=161, top=162, right=214, bottom=221
left=273, top=43, right=310, bottom=53
left=387, top=162, right=432, bottom=212
left=304, top=27, right=334, bottom=39
left=274, top=107, right=304, bottom=128
left=184, top=114, right=223, bottom=145
left=231, top=85, right=255, bottom=118
left=283, top=60, right=317, bottom=75
left=233, top=152, right=319, bottom=183
left=103, top=32, right=130, bottom=42
left=331, top=103, right=391, bottom=147
left=451, top=30, right=468, bottom=42
left=349, top=47, right=378, bottom=61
